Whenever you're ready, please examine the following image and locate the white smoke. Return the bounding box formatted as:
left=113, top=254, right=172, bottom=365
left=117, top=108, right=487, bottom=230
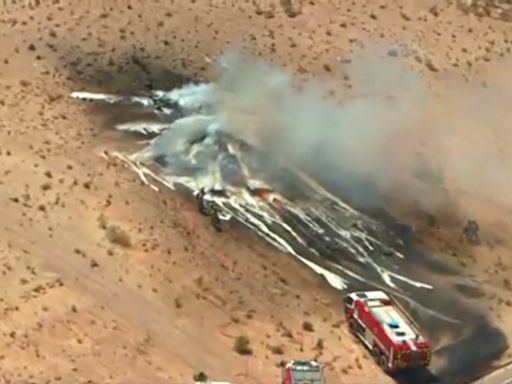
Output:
left=208, top=48, right=512, bottom=233
left=208, top=48, right=438, bottom=213
left=74, top=50, right=497, bottom=326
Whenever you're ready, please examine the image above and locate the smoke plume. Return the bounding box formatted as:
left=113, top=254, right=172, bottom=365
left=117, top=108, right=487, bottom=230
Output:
left=210, top=49, right=435, bottom=213
left=208, top=48, right=512, bottom=227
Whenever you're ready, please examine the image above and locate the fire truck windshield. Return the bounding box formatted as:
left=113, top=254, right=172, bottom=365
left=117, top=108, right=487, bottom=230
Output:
left=291, top=370, right=322, bottom=383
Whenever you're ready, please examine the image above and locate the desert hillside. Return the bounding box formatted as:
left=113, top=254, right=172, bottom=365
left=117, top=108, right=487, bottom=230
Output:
left=1, top=1, right=512, bottom=383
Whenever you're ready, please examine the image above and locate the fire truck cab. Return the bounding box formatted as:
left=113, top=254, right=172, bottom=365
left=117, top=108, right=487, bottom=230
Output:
left=343, top=290, right=432, bottom=373
left=281, top=360, right=324, bottom=384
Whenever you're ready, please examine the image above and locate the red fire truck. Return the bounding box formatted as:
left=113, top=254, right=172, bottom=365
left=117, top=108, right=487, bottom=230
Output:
left=343, top=290, right=432, bottom=372
left=281, top=360, right=324, bottom=384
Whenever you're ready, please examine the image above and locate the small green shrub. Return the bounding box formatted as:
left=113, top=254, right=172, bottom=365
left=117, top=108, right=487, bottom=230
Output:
left=234, top=335, right=252, bottom=355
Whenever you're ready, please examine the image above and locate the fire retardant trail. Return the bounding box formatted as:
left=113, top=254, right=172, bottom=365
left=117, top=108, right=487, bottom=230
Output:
left=72, top=51, right=468, bottom=323
left=76, top=68, right=473, bottom=309
left=71, top=52, right=510, bottom=384
left=71, top=79, right=462, bottom=325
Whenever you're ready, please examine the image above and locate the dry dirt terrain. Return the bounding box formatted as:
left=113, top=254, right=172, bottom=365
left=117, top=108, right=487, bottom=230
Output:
left=1, top=1, right=512, bottom=383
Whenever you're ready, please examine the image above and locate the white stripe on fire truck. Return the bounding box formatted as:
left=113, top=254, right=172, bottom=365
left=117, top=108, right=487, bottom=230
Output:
left=353, top=314, right=389, bottom=356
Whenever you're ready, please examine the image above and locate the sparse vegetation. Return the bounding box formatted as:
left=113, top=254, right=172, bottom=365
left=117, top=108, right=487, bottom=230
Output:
left=98, top=214, right=132, bottom=247
left=3, top=1, right=512, bottom=382
left=234, top=335, right=252, bottom=355
left=135, top=334, right=153, bottom=356
left=106, top=225, right=132, bottom=247
left=281, top=327, right=293, bottom=338
left=504, top=278, right=511, bottom=291
left=280, top=0, right=303, bottom=17
left=97, top=213, right=108, bottom=230
left=424, top=57, right=439, bottom=72
left=269, top=344, right=284, bottom=355
left=302, top=321, right=314, bottom=332
left=193, top=371, right=208, bottom=382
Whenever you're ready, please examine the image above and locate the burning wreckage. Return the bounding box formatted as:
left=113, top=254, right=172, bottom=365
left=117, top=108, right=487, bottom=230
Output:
left=71, top=82, right=438, bottom=296
left=70, top=67, right=474, bottom=316
left=70, top=52, right=512, bottom=381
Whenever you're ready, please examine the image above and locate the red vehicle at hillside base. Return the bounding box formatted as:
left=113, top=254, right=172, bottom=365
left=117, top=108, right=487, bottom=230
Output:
left=281, top=360, right=324, bottom=384
left=343, top=290, right=432, bottom=373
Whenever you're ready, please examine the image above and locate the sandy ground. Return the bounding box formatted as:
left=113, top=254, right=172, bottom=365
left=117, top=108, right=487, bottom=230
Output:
left=1, top=0, right=512, bottom=383
left=0, top=72, right=390, bottom=383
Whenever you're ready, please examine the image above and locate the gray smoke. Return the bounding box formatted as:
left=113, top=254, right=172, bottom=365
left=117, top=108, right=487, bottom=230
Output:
left=209, top=48, right=512, bottom=227
left=69, top=46, right=511, bottom=382
left=210, top=49, right=438, bottom=213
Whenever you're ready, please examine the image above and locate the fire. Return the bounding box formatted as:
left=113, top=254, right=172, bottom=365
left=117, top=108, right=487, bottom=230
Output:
left=70, top=53, right=466, bottom=329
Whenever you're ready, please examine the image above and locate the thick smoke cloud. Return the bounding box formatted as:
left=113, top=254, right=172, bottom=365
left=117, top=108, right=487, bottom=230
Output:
left=210, top=48, right=512, bottom=224
left=211, top=48, right=436, bottom=212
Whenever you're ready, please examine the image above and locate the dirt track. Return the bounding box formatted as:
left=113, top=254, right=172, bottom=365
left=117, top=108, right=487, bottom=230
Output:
left=1, top=1, right=512, bottom=383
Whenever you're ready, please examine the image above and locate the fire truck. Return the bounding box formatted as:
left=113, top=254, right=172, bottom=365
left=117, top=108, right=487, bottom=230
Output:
left=343, top=290, right=432, bottom=373
left=281, top=360, right=324, bottom=384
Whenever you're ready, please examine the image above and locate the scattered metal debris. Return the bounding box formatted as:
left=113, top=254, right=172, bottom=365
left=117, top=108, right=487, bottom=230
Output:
left=70, top=58, right=470, bottom=325
left=70, top=85, right=433, bottom=292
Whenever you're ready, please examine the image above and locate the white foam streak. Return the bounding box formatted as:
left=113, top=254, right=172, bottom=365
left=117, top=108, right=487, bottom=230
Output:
left=116, top=121, right=173, bottom=135
left=328, top=262, right=457, bottom=323
left=152, top=83, right=216, bottom=112
left=71, top=91, right=153, bottom=107
left=73, top=86, right=444, bottom=320
left=221, top=201, right=348, bottom=290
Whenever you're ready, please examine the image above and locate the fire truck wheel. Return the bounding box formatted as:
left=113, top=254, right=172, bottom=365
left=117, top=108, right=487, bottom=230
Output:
left=348, top=318, right=357, bottom=335
left=378, top=354, right=388, bottom=370
left=371, top=347, right=380, bottom=362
